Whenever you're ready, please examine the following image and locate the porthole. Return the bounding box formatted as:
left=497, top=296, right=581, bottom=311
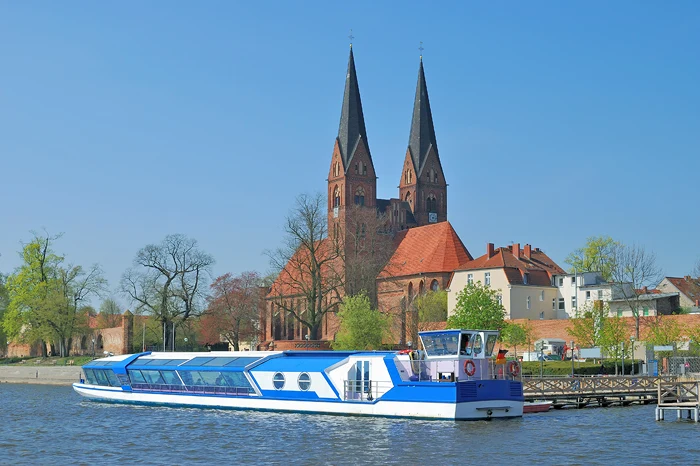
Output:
left=298, top=373, right=311, bottom=391
left=273, top=372, right=285, bottom=390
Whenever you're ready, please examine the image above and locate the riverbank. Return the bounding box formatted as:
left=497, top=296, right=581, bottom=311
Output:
left=0, top=366, right=82, bottom=385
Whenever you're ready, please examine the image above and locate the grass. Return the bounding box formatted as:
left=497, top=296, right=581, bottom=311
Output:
left=0, top=356, right=95, bottom=366
left=521, top=360, right=636, bottom=376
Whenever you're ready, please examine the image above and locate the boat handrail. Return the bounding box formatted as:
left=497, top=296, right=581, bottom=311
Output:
left=130, top=383, right=254, bottom=396
left=342, top=380, right=393, bottom=402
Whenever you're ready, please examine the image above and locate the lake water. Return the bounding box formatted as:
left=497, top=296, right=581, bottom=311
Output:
left=1, top=384, right=698, bottom=465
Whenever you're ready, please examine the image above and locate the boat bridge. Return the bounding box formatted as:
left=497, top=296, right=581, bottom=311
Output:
left=523, top=375, right=677, bottom=408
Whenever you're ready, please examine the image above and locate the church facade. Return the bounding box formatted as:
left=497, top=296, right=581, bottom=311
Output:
left=261, top=47, right=472, bottom=348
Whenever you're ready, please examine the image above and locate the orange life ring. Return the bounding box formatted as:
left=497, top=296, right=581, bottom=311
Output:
left=464, top=359, right=476, bottom=377
left=507, top=360, right=520, bottom=377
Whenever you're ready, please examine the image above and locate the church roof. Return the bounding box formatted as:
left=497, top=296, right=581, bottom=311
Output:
left=337, top=47, right=371, bottom=169
left=408, top=59, right=439, bottom=176
left=378, top=221, right=473, bottom=279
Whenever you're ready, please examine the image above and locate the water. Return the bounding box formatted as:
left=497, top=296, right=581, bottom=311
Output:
left=1, top=384, right=698, bottom=465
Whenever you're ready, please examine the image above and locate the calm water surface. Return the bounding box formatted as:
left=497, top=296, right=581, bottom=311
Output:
left=1, top=384, right=698, bottom=465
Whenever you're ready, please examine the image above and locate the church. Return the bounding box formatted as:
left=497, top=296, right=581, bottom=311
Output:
left=261, top=47, right=473, bottom=349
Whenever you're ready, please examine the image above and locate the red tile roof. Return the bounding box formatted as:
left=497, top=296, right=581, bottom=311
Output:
left=379, top=221, right=473, bottom=279
left=665, top=276, right=700, bottom=303
left=455, top=245, right=565, bottom=286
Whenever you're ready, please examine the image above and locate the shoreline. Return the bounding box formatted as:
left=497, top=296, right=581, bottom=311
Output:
left=0, top=366, right=82, bottom=386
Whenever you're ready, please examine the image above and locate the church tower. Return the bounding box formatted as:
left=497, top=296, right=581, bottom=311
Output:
left=398, top=57, right=447, bottom=226
left=328, top=47, right=378, bottom=242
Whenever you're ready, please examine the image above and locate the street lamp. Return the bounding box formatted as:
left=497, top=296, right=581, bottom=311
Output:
left=630, top=336, right=635, bottom=375
left=570, top=340, right=575, bottom=377
left=91, top=338, right=95, bottom=357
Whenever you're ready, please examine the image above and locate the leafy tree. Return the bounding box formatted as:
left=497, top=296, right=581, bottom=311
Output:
left=202, top=271, right=262, bottom=351
left=332, top=293, right=389, bottom=350
left=97, top=298, right=123, bottom=328
left=500, top=322, right=527, bottom=358
left=267, top=193, right=344, bottom=340
left=567, top=301, right=607, bottom=348
left=565, top=235, right=620, bottom=281
left=609, top=243, right=663, bottom=339
left=687, top=325, right=700, bottom=354
left=416, top=290, right=447, bottom=322
left=447, top=282, right=506, bottom=331
left=693, top=257, right=700, bottom=278
left=0, top=272, right=9, bottom=357
left=4, top=233, right=106, bottom=356
left=120, top=234, right=214, bottom=351
left=643, top=315, right=684, bottom=347
left=599, top=316, right=631, bottom=365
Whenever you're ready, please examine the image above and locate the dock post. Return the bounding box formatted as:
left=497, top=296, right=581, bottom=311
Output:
left=695, top=407, right=699, bottom=422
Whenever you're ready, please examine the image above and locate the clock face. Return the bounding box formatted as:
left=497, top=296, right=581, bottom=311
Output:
left=429, top=213, right=437, bottom=223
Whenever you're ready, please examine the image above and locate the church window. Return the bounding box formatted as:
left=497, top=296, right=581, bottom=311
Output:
left=354, top=187, right=365, bottom=206
left=333, top=186, right=341, bottom=207
left=333, top=161, right=340, bottom=177
left=431, top=280, right=439, bottom=292
left=427, top=195, right=437, bottom=213
left=361, top=223, right=366, bottom=238
left=405, top=191, right=412, bottom=206
left=355, top=163, right=358, bottom=174
left=363, top=164, right=367, bottom=175
left=419, top=281, right=425, bottom=295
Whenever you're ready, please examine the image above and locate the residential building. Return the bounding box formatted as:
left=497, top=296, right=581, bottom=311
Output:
left=552, top=271, right=634, bottom=318
left=607, top=292, right=681, bottom=317
left=448, top=243, right=566, bottom=321
left=656, top=276, right=700, bottom=312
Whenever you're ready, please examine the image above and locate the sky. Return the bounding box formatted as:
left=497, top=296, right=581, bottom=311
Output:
left=1, top=1, right=699, bottom=308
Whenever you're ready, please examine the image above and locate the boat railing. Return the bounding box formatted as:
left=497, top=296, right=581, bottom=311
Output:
left=394, top=358, right=522, bottom=382
left=131, top=383, right=253, bottom=396
left=343, top=380, right=393, bottom=402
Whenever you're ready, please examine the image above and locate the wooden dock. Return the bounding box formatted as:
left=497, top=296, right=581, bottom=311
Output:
left=523, top=375, right=675, bottom=409
left=655, top=380, right=700, bottom=422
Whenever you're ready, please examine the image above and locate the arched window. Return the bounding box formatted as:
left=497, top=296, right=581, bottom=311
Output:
left=419, top=281, right=425, bottom=295
left=333, top=186, right=341, bottom=207
left=407, top=282, right=414, bottom=304
left=427, top=195, right=437, bottom=213
left=431, top=279, right=439, bottom=292
left=354, top=187, right=365, bottom=206
left=333, top=161, right=340, bottom=177
left=405, top=191, right=412, bottom=206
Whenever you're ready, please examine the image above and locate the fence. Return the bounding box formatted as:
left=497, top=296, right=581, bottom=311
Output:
left=668, top=357, right=700, bottom=376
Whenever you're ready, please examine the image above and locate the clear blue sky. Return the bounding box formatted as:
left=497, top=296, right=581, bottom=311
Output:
left=1, top=2, right=699, bottom=306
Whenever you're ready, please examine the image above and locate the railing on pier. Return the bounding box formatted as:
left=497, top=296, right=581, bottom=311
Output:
left=523, top=375, right=676, bottom=400
left=658, top=380, right=700, bottom=406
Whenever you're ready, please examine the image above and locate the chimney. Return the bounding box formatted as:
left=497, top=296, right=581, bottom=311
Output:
left=696, top=299, right=699, bottom=307
left=685, top=275, right=692, bottom=282
left=524, top=244, right=532, bottom=260
left=487, top=243, right=494, bottom=259
left=642, top=286, right=648, bottom=294
left=513, top=243, right=520, bottom=260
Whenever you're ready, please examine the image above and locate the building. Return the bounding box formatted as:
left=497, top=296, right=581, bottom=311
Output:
left=263, top=46, right=469, bottom=346
left=552, top=271, right=635, bottom=318
left=447, top=243, right=566, bottom=321
left=657, top=276, right=700, bottom=312
left=607, top=292, right=681, bottom=317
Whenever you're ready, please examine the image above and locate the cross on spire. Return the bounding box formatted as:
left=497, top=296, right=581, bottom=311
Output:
left=419, top=41, right=424, bottom=60
left=349, top=29, right=354, bottom=48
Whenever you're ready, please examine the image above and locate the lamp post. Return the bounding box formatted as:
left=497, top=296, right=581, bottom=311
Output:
left=630, top=336, right=635, bottom=375
left=621, top=341, right=625, bottom=376
left=570, top=340, right=575, bottom=377
left=91, top=338, right=95, bottom=357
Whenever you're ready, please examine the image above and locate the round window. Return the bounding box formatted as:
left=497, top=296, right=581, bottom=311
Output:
left=298, top=373, right=311, bottom=391
left=273, top=372, right=285, bottom=390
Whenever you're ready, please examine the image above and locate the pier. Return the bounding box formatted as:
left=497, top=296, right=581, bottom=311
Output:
left=655, top=380, right=700, bottom=422
left=523, top=375, right=675, bottom=408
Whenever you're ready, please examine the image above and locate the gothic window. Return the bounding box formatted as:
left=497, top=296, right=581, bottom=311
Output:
left=333, top=161, right=340, bottom=178
left=355, top=163, right=358, bottom=174
left=419, top=281, right=425, bottom=295
left=405, top=191, right=412, bottom=206
left=361, top=223, right=366, bottom=238
left=363, top=164, right=367, bottom=175
left=431, top=279, right=439, bottom=292
left=354, top=187, right=365, bottom=206
left=427, top=195, right=437, bottom=213
left=333, top=186, right=341, bottom=207
left=405, top=169, right=413, bottom=185
left=407, top=282, right=414, bottom=304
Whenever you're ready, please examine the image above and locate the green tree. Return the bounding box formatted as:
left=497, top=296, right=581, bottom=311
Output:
left=0, top=272, right=9, bottom=357
left=416, top=290, right=447, bottom=322
left=4, top=233, right=106, bottom=357
left=565, top=235, right=620, bottom=281
left=97, top=298, right=122, bottom=328
left=567, top=301, right=607, bottom=348
left=447, top=282, right=506, bottom=331
left=500, top=322, right=527, bottom=358
left=332, top=293, right=389, bottom=350
left=643, top=315, right=684, bottom=346
left=599, top=316, right=631, bottom=365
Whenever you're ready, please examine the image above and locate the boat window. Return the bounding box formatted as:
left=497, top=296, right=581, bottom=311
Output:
left=84, top=369, right=98, bottom=385
left=197, top=371, right=227, bottom=386
left=182, top=357, right=215, bottom=366
left=94, top=369, right=110, bottom=386
left=273, top=372, right=285, bottom=390
left=222, top=372, right=252, bottom=389
left=160, top=371, right=182, bottom=386
left=162, top=359, right=187, bottom=366
left=298, top=373, right=311, bottom=391
left=420, top=332, right=460, bottom=356
left=485, top=335, right=498, bottom=357
left=224, top=357, right=260, bottom=367
left=128, top=370, right=146, bottom=384
left=141, top=370, right=166, bottom=385
left=104, top=370, right=121, bottom=387
left=203, top=357, right=239, bottom=366
left=473, top=334, right=483, bottom=356
left=460, top=334, right=472, bottom=356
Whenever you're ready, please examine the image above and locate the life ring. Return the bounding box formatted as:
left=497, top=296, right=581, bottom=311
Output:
left=507, top=360, right=520, bottom=377
left=464, top=359, right=476, bottom=377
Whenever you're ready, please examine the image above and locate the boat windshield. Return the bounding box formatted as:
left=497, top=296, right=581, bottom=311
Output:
left=421, top=332, right=460, bottom=357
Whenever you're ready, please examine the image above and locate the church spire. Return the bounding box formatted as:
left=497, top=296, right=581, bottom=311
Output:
left=337, top=47, right=371, bottom=168
left=407, top=58, right=438, bottom=176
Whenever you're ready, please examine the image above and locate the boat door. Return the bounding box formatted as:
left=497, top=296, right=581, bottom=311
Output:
left=346, top=360, right=372, bottom=400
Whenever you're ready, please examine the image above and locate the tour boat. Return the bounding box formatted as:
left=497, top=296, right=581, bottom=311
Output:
left=72, top=329, right=524, bottom=420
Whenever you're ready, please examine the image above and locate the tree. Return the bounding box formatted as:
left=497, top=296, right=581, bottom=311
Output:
left=565, top=235, right=620, bottom=281
left=447, top=282, right=506, bottom=331
left=0, top=272, right=9, bottom=357
left=416, top=290, right=448, bottom=323
left=97, top=298, right=123, bottom=328
left=267, top=193, right=345, bottom=340
left=693, top=257, right=700, bottom=278
left=332, top=293, right=389, bottom=350
left=120, top=234, right=214, bottom=351
left=203, top=271, right=262, bottom=351
left=643, top=315, right=684, bottom=347
left=500, top=322, right=527, bottom=358
left=609, top=243, right=663, bottom=339
left=567, top=301, right=607, bottom=348
left=3, top=233, right=106, bottom=356
left=599, top=316, right=631, bottom=367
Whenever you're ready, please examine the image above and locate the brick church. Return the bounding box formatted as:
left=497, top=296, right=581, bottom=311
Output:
left=262, top=47, right=473, bottom=349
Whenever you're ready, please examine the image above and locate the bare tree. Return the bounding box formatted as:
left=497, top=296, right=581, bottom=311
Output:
left=120, top=234, right=214, bottom=350
left=693, top=257, right=700, bottom=278
left=609, top=243, right=663, bottom=339
left=203, top=271, right=262, bottom=351
left=266, top=193, right=344, bottom=340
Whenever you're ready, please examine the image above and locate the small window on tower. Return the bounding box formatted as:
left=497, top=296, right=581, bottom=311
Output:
left=363, top=164, right=367, bottom=175
left=355, top=164, right=358, bottom=174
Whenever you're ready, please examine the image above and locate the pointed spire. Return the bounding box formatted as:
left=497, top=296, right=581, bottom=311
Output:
left=407, top=58, right=438, bottom=176
left=337, top=47, right=370, bottom=167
